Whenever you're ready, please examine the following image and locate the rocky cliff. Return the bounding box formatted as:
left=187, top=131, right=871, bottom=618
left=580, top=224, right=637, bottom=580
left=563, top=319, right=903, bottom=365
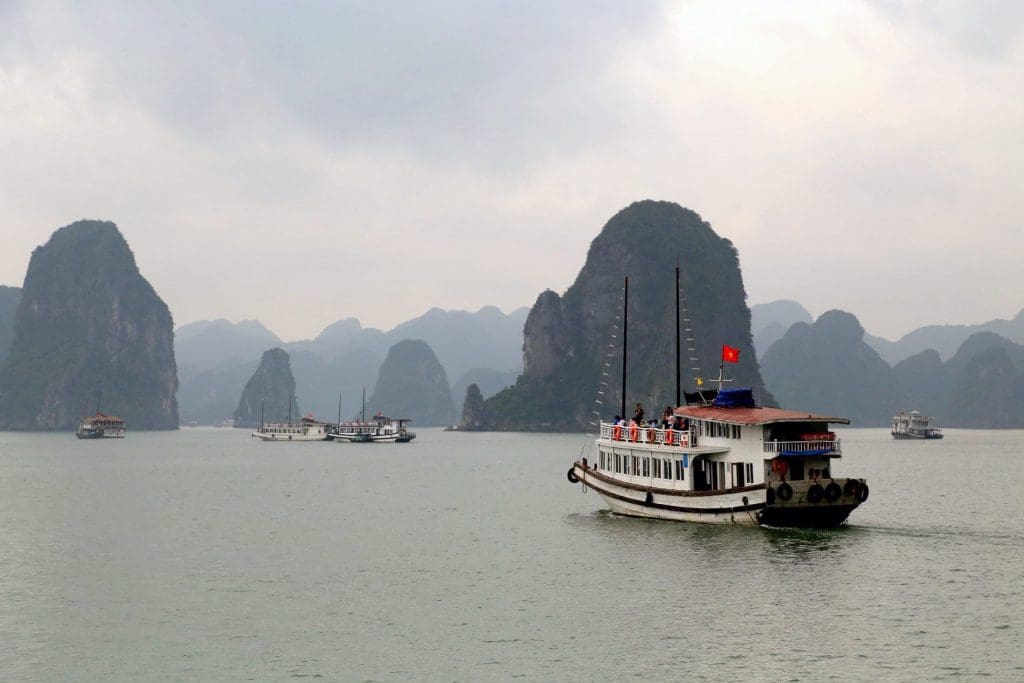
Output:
left=0, top=285, right=21, bottom=365
left=0, top=220, right=178, bottom=430
left=234, top=348, right=298, bottom=428
left=459, top=383, right=486, bottom=430
left=367, top=339, right=454, bottom=426
left=484, top=200, right=773, bottom=431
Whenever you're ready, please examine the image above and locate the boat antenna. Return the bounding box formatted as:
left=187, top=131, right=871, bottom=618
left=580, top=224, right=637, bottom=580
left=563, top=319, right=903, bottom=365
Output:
left=288, top=394, right=292, bottom=425
left=621, top=276, right=628, bottom=420
left=337, top=394, right=342, bottom=426
left=675, top=265, right=681, bottom=408
left=96, top=390, right=101, bottom=415
left=361, top=388, right=366, bottom=423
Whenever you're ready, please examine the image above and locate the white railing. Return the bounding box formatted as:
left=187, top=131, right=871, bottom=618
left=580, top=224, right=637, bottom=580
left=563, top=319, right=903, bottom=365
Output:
left=763, top=439, right=841, bottom=455
left=599, top=422, right=694, bottom=447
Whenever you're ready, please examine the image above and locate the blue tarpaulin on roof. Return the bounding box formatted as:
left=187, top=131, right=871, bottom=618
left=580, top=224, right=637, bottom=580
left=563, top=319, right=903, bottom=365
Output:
left=712, top=388, right=755, bottom=408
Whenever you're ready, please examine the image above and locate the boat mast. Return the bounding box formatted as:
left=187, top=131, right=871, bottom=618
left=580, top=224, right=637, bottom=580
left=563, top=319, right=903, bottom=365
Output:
left=620, top=276, right=628, bottom=420
left=675, top=266, right=681, bottom=408
left=260, top=398, right=265, bottom=427
left=361, top=388, right=366, bottom=423
left=337, top=394, right=342, bottom=425
left=96, top=390, right=101, bottom=415
left=288, top=394, right=292, bottom=425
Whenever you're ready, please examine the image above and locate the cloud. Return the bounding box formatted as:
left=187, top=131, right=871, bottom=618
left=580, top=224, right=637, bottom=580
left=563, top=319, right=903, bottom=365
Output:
left=1, top=1, right=1022, bottom=341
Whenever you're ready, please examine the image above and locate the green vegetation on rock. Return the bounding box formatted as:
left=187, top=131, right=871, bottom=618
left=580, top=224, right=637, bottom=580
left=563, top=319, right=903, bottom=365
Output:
left=0, top=220, right=178, bottom=430
left=483, top=200, right=773, bottom=431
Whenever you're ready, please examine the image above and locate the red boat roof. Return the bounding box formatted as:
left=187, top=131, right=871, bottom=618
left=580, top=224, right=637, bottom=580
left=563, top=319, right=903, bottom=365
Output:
left=674, top=405, right=850, bottom=426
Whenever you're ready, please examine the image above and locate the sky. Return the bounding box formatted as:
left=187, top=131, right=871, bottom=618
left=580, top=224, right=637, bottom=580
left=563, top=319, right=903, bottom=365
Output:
left=1, top=0, right=1022, bottom=342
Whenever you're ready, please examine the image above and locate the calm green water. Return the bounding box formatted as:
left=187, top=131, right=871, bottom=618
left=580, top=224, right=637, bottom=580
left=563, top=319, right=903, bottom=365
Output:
left=0, top=427, right=1021, bottom=680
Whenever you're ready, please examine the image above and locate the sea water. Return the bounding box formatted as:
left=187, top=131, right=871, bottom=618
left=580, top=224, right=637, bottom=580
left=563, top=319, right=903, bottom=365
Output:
left=0, top=427, right=1021, bottom=680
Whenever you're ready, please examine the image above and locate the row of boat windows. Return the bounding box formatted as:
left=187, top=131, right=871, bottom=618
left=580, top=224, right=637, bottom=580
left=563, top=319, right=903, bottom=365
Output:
left=600, top=452, right=686, bottom=480
left=697, top=421, right=742, bottom=439
left=260, top=428, right=306, bottom=434
left=599, top=452, right=758, bottom=488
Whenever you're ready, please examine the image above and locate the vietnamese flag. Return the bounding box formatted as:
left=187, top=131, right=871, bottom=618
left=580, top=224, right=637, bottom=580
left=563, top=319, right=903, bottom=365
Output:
left=722, top=344, right=740, bottom=363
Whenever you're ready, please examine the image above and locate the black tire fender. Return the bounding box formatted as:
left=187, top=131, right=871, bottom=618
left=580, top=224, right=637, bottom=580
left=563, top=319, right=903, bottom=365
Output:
left=824, top=482, right=842, bottom=502
left=777, top=483, right=793, bottom=501
left=807, top=483, right=824, bottom=504
left=856, top=481, right=870, bottom=502
left=843, top=479, right=860, bottom=498
left=567, top=467, right=580, bottom=484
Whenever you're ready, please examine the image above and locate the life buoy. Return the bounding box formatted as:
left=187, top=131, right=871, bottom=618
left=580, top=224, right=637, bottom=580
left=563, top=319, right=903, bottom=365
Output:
left=856, top=482, right=870, bottom=502
left=567, top=467, right=580, bottom=484
left=843, top=479, right=860, bottom=498
left=777, top=482, right=793, bottom=501
left=824, top=482, right=842, bottom=502
left=613, top=425, right=622, bottom=440
left=629, top=423, right=639, bottom=442
left=807, top=483, right=824, bottom=504
left=665, top=428, right=674, bottom=446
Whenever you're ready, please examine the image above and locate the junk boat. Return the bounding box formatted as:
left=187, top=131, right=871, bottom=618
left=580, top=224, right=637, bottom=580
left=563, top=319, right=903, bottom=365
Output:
left=252, top=415, right=330, bottom=441
left=565, top=272, right=868, bottom=528
left=891, top=411, right=943, bottom=439
left=329, top=414, right=416, bottom=443
left=568, top=389, right=868, bottom=527
left=76, top=412, right=126, bottom=439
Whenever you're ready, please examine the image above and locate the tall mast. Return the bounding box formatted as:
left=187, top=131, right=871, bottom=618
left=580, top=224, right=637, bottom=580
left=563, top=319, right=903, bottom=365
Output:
left=260, top=398, right=265, bottom=427
left=337, top=394, right=342, bottom=425
left=675, top=266, right=681, bottom=408
left=621, top=276, right=628, bottom=419
left=361, top=388, right=366, bottom=422
left=288, top=394, right=292, bottom=424
left=96, top=390, right=101, bottom=414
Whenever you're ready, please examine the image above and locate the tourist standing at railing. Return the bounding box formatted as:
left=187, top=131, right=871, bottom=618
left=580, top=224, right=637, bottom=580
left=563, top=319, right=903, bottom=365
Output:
left=633, top=402, right=645, bottom=425
left=612, top=415, right=623, bottom=440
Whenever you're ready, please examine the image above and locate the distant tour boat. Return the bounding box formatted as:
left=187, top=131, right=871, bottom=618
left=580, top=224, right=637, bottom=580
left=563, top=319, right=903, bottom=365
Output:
left=252, top=415, right=330, bottom=441
left=566, top=272, right=868, bottom=528
left=330, top=414, right=416, bottom=443
left=76, top=412, right=126, bottom=439
left=891, top=411, right=943, bottom=440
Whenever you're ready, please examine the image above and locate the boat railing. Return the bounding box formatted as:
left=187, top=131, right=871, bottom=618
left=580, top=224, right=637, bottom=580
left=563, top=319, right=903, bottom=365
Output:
left=763, top=438, right=841, bottom=455
left=599, top=422, right=694, bottom=447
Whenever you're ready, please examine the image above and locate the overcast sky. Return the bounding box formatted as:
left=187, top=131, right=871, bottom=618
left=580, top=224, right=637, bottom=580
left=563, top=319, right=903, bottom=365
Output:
left=2, top=1, right=1021, bottom=342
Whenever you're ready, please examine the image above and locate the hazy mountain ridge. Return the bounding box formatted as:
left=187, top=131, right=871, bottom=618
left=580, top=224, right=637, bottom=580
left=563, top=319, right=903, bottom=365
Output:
left=865, top=308, right=1024, bottom=365
left=176, top=305, right=526, bottom=424
left=761, top=309, right=1024, bottom=428
left=750, top=300, right=813, bottom=359
left=0, top=220, right=178, bottom=430
left=483, top=200, right=773, bottom=431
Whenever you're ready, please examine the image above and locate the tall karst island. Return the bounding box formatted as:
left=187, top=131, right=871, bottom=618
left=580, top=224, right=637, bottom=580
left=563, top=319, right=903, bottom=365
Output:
left=0, top=220, right=179, bottom=430
left=480, top=200, right=773, bottom=431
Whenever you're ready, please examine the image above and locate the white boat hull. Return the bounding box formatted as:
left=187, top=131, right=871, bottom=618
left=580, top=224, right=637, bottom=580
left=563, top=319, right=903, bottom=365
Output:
left=573, top=464, right=765, bottom=525
left=253, top=432, right=327, bottom=442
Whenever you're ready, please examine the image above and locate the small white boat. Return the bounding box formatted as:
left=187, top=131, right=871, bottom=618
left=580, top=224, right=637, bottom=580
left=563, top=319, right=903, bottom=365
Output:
left=252, top=416, right=330, bottom=441
left=891, top=411, right=943, bottom=439
left=330, top=414, right=416, bottom=443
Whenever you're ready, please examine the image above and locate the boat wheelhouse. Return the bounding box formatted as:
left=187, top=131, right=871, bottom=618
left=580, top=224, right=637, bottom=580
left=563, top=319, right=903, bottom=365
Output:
left=252, top=416, right=330, bottom=441
left=891, top=411, right=943, bottom=439
left=570, top=390, right=868, bottom=527
left=329, top=415, right=416, bottom=443
left=76, top=412, right=126, bottom=439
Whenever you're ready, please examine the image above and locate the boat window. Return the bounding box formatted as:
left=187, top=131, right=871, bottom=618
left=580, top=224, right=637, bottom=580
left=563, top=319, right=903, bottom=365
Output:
left=674, top=460, right=685, bottom=481
left=746, top=463, right=754, bottom=482
left=653, top=458, right=661, bottom=479
left=614, top=453, right=621, bottom=473
left=642, top=457, right=650, bottom=477
left=733, top=463, right=745, bottom=487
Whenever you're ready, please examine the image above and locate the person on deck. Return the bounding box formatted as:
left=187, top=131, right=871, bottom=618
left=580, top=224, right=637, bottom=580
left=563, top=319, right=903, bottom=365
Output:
left=633, top=402, right=645, bottom=425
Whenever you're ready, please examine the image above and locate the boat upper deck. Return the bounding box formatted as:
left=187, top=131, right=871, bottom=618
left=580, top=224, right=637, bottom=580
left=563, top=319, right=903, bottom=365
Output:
left=674, top=405, right=850, bottom=426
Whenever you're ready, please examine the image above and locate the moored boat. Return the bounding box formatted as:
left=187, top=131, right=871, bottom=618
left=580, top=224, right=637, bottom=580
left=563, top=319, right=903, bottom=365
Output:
left=252, top=416, right=330, bottom=441
left=76, top=412, right=126, bottom=439
left=329, top=414, right=416, bottom=443
left=891, top=411, right=943, bottom=439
